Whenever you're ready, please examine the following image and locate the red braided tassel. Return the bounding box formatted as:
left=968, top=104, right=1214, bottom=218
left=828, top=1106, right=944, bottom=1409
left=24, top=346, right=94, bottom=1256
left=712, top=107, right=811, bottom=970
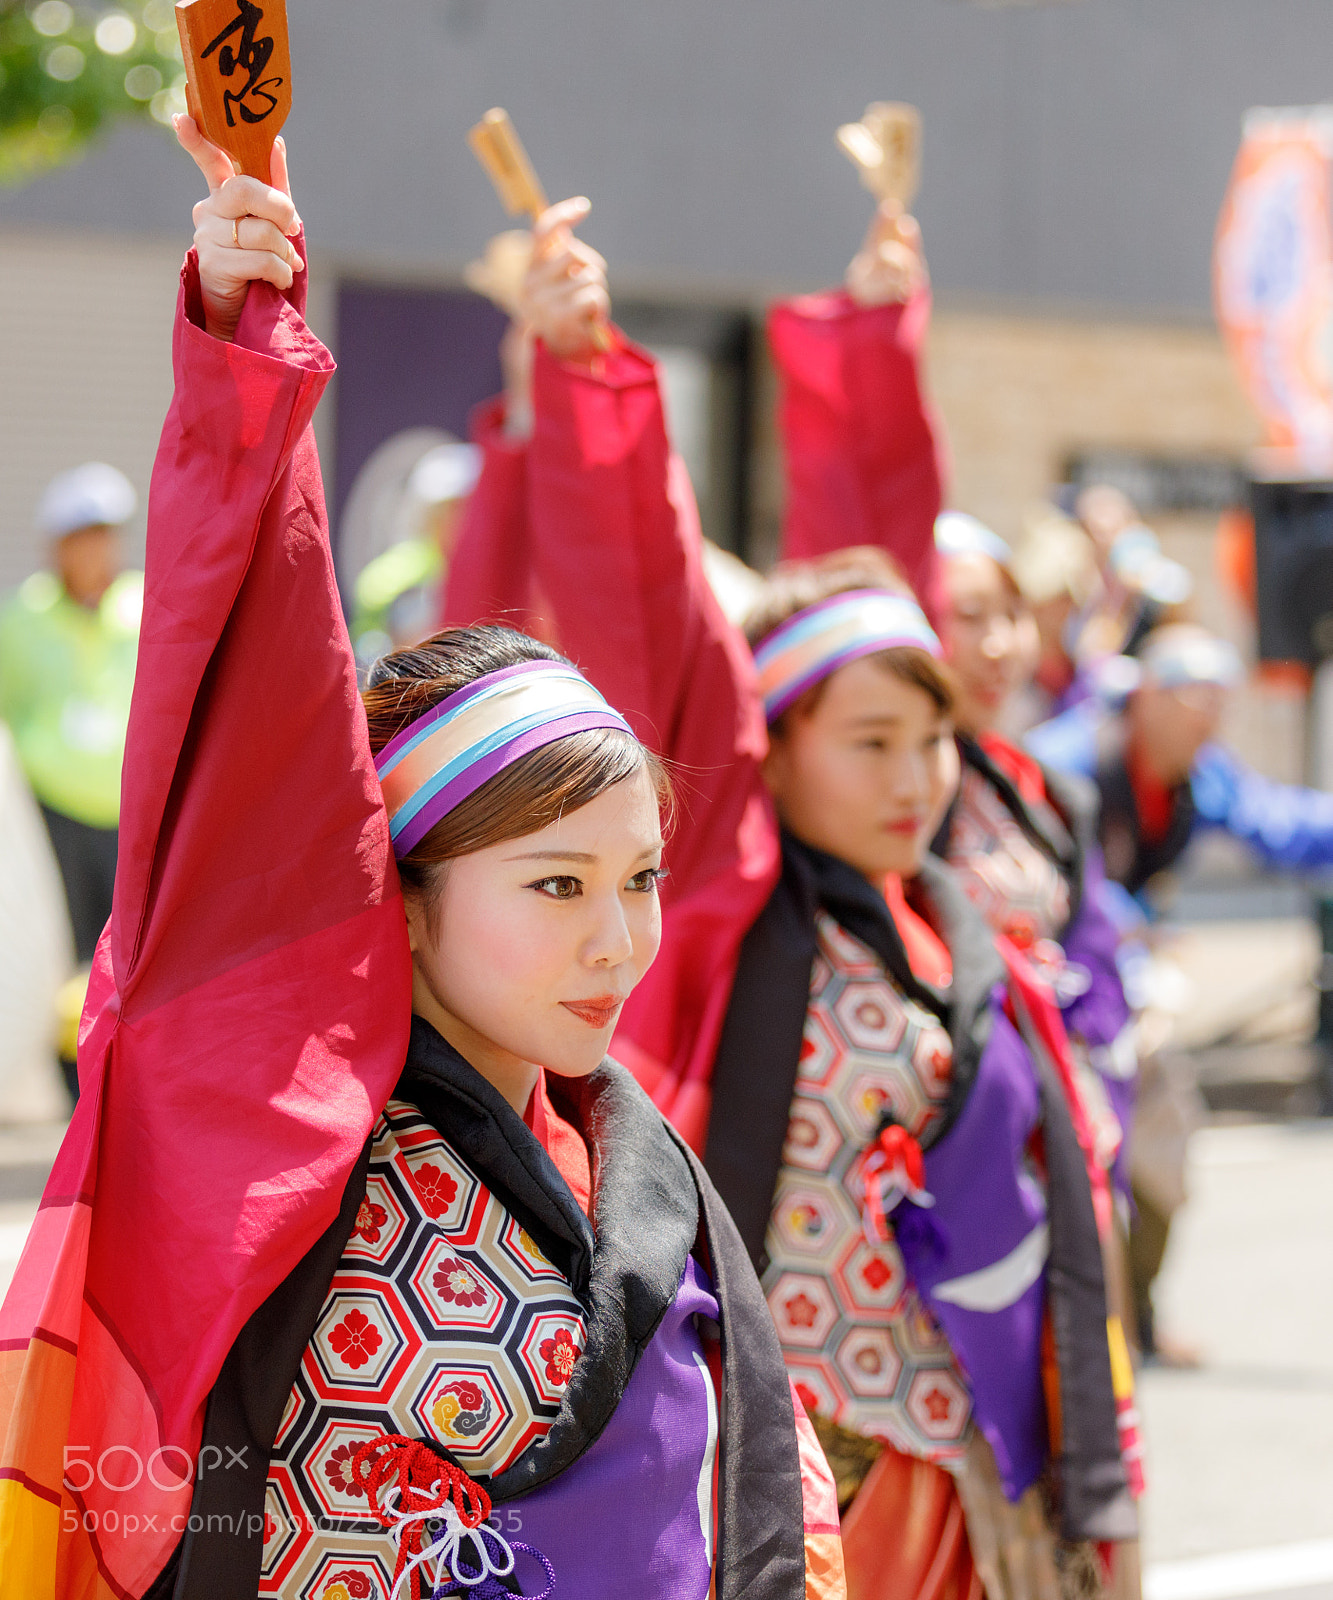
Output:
left=350, top=1433, right=492, bottom=1600
left=861, top=1123, right=931, bottom=1242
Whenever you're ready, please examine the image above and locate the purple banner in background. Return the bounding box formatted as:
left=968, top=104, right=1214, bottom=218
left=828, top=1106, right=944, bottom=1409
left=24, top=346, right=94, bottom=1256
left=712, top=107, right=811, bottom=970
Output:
left=332, top=282, right=507, bottom=557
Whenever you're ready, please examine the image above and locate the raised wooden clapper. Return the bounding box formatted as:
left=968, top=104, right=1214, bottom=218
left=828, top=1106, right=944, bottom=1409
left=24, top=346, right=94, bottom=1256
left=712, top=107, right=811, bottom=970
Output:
left=467, top=108, right=611, bottom=350
left=837, top=102, right=921, bottom=208
left=176, top=0, right=292, bottom=179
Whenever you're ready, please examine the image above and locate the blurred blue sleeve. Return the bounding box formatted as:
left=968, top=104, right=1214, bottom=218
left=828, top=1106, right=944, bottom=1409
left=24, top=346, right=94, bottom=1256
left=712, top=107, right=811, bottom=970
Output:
left=1024, top=701, right=1101, bottom=777
left=1191, top=742, right=1333, bottom=870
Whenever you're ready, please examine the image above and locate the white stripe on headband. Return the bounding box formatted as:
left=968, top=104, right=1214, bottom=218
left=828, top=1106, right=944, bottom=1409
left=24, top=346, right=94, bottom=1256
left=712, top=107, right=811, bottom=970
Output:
left=751, top=589, right=942, bottom=723
left=375, top=660, right=636, bottom=858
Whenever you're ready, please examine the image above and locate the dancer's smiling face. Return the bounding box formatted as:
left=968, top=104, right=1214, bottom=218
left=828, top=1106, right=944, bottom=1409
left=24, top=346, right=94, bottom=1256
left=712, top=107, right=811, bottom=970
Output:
left=406, top=765, right=665, bottom=1112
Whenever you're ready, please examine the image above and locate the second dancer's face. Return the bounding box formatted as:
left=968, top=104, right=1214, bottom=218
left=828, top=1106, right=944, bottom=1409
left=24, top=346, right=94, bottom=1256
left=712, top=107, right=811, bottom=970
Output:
left=942, top=553, right=1039, bottom=735
left=763, top=656, right=959, bottom=882
left=406, top=766, right=665, bottom=1112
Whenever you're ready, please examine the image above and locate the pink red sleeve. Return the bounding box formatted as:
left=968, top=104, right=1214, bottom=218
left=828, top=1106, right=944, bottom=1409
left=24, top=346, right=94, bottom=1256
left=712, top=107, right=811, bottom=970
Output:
left=769, top=286, right=945, bottom=624
left=792, top=1383, right=847, bottom=1598
left=98, top=251, right=411, bottom=1432
left=522, top=338, right=779, bottom=1149
left=0, top=251, right=414, bottom=1592
left=439, top=395, right=538, bottom=633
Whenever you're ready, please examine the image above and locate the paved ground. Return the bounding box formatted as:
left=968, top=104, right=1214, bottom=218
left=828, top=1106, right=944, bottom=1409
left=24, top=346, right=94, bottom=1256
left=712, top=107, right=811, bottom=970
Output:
left=0, top=916, right=1330, bottom=1597
left=1139, top=1121, right=1333, bottom=1598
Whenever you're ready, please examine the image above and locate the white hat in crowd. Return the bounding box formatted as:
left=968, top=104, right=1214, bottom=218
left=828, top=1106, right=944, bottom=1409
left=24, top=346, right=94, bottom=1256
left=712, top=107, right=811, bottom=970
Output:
left=934, top=510, right=1014, bottom=572
left=407, top=442, right=483, bottom=508
left=36, top=463, right=137, bottom=540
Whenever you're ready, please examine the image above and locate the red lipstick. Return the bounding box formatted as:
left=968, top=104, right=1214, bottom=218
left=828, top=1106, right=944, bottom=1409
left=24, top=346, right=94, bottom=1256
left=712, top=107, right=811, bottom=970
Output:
left=884, top=816, right=924, bottom=836
left=560, top=995, right=623, bottom=1029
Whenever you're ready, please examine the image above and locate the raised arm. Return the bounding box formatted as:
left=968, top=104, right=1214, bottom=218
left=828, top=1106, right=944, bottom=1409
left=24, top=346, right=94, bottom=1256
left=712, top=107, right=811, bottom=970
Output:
left=1192, top=741, right=1333, bottom=871
left=440, top=324, right=538, bottom=633
left=479, top=202, right=779, bottom=1145
left=770, top=202, right=945, bottom=621
left=0, top=126, right=410, bottom=1595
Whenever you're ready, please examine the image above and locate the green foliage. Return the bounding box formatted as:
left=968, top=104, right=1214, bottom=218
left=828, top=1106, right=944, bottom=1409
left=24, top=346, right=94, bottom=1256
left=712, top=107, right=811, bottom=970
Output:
left=0, top=0, right=187, bottom=185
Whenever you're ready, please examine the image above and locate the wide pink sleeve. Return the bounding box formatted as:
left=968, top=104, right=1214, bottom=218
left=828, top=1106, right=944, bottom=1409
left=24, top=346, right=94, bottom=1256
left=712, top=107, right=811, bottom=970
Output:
left=523, top=338, right=780, bottom=1150
left=439, top=395, right=537, bottom=632
left=793, top=1383, right=848, bottom=1599
left=769, top=286, right=946, bottom=624
left=0, top=253, right=411, bottom=1597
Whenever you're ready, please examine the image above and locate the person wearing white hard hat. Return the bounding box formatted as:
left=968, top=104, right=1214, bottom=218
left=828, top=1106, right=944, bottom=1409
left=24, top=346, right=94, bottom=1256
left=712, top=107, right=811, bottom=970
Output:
left=349, top=438, right=482, bottom=663
left=0, top=463, right=143, bottom=966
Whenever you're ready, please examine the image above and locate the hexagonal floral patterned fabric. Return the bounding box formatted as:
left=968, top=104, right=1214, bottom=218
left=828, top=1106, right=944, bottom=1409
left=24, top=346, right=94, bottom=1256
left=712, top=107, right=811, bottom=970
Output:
left=257, top=1098, right=588, bottom=1599
left=947, top=765, right=1069, bottom=951
left=762, top=912, right=973, bottom=1465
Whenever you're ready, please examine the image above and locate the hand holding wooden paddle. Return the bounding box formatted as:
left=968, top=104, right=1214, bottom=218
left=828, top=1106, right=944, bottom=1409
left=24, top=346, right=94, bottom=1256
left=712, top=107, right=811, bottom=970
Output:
left=837, top=102, right=928, bottom=308
left=468, top=109, right=614, bottom=357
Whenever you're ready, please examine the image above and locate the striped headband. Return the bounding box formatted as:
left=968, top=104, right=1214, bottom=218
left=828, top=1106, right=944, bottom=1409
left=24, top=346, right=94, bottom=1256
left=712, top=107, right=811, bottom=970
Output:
left=375, top=659, right=636, bottom=859
left=752, top=589, right=943, bottom=724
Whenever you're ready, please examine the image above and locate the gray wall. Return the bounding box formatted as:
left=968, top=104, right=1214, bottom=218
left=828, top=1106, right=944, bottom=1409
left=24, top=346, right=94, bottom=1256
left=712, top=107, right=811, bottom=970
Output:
left=2, top=0, right=1329, bottom=315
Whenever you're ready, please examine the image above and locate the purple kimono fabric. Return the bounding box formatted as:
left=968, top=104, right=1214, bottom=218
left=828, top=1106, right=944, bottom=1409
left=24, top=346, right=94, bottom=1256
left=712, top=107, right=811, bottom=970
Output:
left=895, top=999, right=1047, bottom=1500
left=504, top=1257, right=719, bottom=1598
left=1060, top=850, right=1137, bottom=1192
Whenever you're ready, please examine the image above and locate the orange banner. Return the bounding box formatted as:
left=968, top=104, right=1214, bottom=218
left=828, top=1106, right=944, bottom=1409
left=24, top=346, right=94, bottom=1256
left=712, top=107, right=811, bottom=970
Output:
left=1214, top=108, right=1333, bottom=475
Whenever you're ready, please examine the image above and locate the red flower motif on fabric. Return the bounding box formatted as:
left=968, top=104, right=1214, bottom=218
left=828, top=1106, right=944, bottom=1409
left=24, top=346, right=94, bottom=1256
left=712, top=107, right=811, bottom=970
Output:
left=794, top=1381, right=821, bottom=1414
left=410, top=1162, right=458, bottom=1219
left=263, top=1512, right=278, bottom=1542
left=861, top=1255, right=892, bottom=1291
left=329, top=1309, right=383, bottom=1370
left=323, top=1441, right=368, bottom=1498
left=538, top=1326, right=582, bottom=1387
left=432, top=1257, right=489, bottom=1308
left=352, top=1197, right=389, bottom=1245
left=785, top=1292, right=818, bottom=1329
left=922, top=1386, right=954, bottom=1423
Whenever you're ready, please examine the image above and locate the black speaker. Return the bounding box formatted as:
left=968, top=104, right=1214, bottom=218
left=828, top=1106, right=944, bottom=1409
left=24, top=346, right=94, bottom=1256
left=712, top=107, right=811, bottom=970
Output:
left=1250, top=479, right=1333, bottom=663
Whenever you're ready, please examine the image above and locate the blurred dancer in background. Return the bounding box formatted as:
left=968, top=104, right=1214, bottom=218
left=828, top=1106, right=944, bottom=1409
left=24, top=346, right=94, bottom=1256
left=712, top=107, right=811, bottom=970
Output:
left=443, top=191, right=1137, bottom=1600
left=0, top=463, right=141, bottom=964
left=348, top=437, right=481, bottom=662
left=1028, top=625, right=1333, bottom=897
left=931, top=514, right=1135, bottom=1200
left=1029, top=624, right=1333, bottom=1361
left=763, top=218, right=1147, bottom=1582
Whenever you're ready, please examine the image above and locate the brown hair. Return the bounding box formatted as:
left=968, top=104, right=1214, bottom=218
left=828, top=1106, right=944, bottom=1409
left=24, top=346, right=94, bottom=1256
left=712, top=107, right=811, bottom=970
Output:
left=744, top=547, right=955, bottom=730
left=363, top=626, right=670, bottom=901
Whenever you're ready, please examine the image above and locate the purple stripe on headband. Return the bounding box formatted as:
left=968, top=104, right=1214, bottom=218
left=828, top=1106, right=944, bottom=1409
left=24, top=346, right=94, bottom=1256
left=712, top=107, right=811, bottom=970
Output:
left=376, top=658, right=564, bottom=772
left=390, top=707, right=633, bottom=859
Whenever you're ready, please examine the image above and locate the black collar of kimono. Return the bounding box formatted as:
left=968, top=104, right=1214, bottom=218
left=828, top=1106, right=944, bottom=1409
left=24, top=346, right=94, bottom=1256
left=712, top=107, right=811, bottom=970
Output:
left=705, top=830, right=1001, bottom=1272
left=397, top=1020, right=703, bottom=1502
left=158, top=1022, right=808, bottom=1600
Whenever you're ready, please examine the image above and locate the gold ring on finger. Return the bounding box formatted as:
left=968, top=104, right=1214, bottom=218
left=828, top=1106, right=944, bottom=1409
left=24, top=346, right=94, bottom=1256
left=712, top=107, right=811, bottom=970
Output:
left=232, top=217, right=241, bottom=249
